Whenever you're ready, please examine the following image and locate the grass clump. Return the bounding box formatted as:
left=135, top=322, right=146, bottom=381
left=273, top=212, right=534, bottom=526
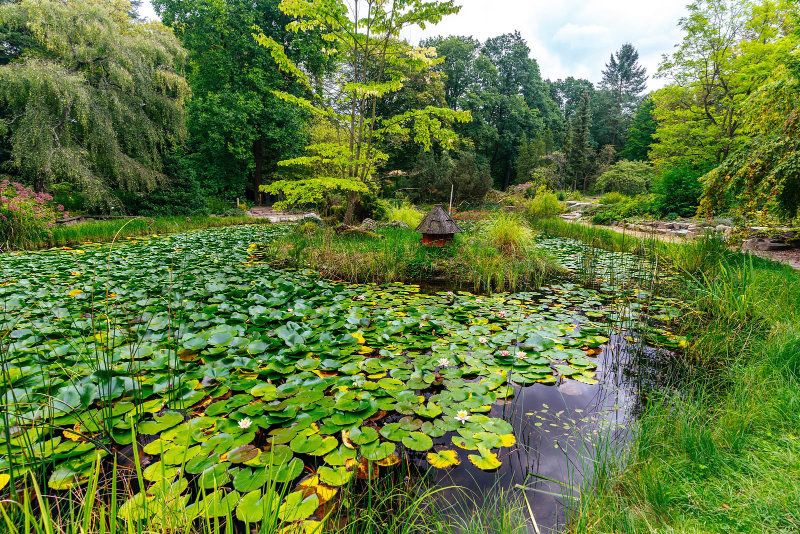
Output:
left=481, top=212, right=533, bottom=256
left=386, top=203, right=424, bottom=228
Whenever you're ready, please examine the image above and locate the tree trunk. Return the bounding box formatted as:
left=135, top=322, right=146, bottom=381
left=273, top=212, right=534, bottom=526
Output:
left=344, top=191, right=357, bottom=225
left=252, top=139, right=264, bottom=205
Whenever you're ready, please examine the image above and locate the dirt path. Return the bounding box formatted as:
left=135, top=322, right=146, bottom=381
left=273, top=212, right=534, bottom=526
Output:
left=248, top=206, right=316, bottom=223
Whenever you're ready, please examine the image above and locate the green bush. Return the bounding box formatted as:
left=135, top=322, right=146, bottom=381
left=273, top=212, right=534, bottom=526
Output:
left=591, top=194, right=659, bottom=224
left=594, top=160, right=655, bottom=196
left=653, top=163, right=714, bottom=218
left=526, top=188, right=565, bottom=220
left=386, top=203, right=424, bottom=228
left=401, top=149, right=492, bottom=206
left=599, top=192, right=627, bottom=205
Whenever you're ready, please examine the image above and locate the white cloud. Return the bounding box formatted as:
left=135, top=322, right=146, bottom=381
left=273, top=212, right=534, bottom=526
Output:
left=141, top=0, right=687, bottom=90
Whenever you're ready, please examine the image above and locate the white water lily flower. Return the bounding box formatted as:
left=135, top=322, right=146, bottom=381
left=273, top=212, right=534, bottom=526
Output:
left=238, top=417, right=252, bottom=430
left=500, top=350, right=510, bottom=357
left=438, top=357, right=451, bottom=367
left=516, top=351, right=526, bottom=359
left=478, top=336, right=488, bottom=344
left=455, top=410, right=471, bottom=424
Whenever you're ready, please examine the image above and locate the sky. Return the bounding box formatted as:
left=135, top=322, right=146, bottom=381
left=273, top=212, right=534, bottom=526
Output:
left=140, top=0, right=688, bottom=90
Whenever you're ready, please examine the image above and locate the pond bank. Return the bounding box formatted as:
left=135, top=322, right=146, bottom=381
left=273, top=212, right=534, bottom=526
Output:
left=538, top=217, right=800, bottom=532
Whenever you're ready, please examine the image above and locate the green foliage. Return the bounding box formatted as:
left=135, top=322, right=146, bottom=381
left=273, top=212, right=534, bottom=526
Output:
left=621, top=97, right=657, bottom=161
left=525, top=187, right=565, bottom=221
left=400, top=148, right=492, bottom=206
left=256, top=0, right=468, bottom=222
left=425, top=32, right=564, bottom=190
left=652, top=0, right=797, bottom=171
left=700, top=62, right=800, bottom=221
left=653, top=162, right=713, bottom=218
left=386, top=204, right=424, bottom=229
left=599, top=43, right=648, bottom=149
left=0, top=0, right=188, bottom=210
left=565, top=91, right=594, bottom=191
left=594, top=160, right=655, bottom=196
left=481, top=212, right=534, bottom=256
left=154, top=0, right=326, bottom=202
left=599, top=191, right=627, bottom=205
left=591, top=194, right=659, bottom=224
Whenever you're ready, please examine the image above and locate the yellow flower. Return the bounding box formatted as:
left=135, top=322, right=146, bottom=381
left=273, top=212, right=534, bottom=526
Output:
left=67, top=289, right=83, bottom=297
left=70, top=271, right=81, bottom=276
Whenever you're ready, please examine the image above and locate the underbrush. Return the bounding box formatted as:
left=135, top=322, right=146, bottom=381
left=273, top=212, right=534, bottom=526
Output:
left=266, top=219, right=563, bottom=293
left=547, top=218, right=800, bottom=532
left=9, top=216, right=267, bottom=250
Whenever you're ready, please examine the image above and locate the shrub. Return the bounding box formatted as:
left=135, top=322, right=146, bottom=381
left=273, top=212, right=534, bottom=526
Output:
left=387, top=203, right=424, bottom=228
left=526, top=187, right=565, bottom=220
left=594, top=160, right=655, bottom=196
left=403, top=149, right=492, bottom=206
left=481, top=213, right=534, bottom=257
left=600, top=192, right=627, bottom=205
left=0, top=180, right=66, bottom=250
left=653, top=163, right=714, bottom=218
left=591, top=194, right=659, bottom=224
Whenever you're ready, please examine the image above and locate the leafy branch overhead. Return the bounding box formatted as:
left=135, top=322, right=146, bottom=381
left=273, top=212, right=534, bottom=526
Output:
left=254, top=0, right=470, bottom=219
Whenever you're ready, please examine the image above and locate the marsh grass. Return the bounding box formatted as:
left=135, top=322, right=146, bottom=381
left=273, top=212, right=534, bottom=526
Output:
left=9, top=216, right=266, bottom=250
left=266, top=223, right=564, bottom=293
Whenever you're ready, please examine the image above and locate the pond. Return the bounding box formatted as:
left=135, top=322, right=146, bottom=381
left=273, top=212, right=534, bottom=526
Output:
left=0, top=224, right=684, bottom=531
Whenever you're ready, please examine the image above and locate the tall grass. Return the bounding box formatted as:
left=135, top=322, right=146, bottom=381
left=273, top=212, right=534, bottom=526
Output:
left=7, top=216, right=267, bottom=251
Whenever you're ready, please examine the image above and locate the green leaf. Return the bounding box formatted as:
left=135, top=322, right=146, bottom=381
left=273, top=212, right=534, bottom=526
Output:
left=278, top=491, right=319, bottom=522
left=402, top=432, right=433, bottom=452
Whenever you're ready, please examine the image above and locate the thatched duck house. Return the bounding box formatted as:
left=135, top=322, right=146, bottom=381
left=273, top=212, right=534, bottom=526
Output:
left=417, top=204, right=461, bottom=246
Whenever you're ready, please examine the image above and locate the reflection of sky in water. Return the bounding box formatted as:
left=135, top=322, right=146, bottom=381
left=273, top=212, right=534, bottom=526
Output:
left=432, top=333, right=648, bottom=533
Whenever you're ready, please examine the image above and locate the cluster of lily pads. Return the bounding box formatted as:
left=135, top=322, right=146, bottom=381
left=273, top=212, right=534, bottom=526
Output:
left=0, top=225, right=681, bottom=529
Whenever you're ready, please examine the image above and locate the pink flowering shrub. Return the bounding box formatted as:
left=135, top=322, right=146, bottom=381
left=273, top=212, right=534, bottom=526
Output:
left=0, top=180, right=67, bottom=249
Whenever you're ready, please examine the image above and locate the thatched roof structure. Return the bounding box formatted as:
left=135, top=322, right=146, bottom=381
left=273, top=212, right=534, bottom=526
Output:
left=417, top=205, right=461, bottom=235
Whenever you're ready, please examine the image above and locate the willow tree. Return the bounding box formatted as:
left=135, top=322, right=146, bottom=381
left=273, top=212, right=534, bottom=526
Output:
left=0, top=0, right=188, bottom=210
left=256, top=0, right=470, bottom=222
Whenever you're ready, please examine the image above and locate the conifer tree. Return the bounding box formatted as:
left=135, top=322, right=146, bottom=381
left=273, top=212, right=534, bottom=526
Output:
left=600, top=43, right=647, bottom=148
left=566, top=91, right=593, bottom=191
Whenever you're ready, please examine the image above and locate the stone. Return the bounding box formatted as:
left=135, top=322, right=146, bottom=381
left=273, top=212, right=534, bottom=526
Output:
left=386, top=220, right=410, bottom=229
left=742, top=237, right=792, bottom=252
left=299, top=213, right=323, bottom=224
left=359, top=218, right=378, bottom=231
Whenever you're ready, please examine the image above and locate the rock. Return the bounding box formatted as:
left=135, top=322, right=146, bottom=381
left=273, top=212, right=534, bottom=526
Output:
left=386, top=220, right=410, bottom=229
left=359, top=218, right=378, bottom=231
left=565, top=201, right=597, bottom=213
left=715, top=224, right=732, bottom=233
left=742, top=237, right=793, bottom=252
left=299, top=213, right=323, bottom=224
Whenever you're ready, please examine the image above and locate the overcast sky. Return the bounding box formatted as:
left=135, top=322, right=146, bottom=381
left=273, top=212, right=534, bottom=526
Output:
left=140, top=0, right=688, bottom=90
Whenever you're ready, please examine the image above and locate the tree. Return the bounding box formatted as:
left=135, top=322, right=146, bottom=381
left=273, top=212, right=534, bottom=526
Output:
left=421, top=35, right=480, bottom=109
left=621, top=97, right=657, bottom=161
left=652, top=0, right=794, bottom=168
left=599, top=43, right=647, bottom=148
left=565, top=91, right=593, bottom=191
left=155, top=0, right=327, bottom=202
left=0, top=0, right=188, bottom=210
left=515, top=134, right=546, bottom=183
left=256, top=0, right=469, bottom=223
